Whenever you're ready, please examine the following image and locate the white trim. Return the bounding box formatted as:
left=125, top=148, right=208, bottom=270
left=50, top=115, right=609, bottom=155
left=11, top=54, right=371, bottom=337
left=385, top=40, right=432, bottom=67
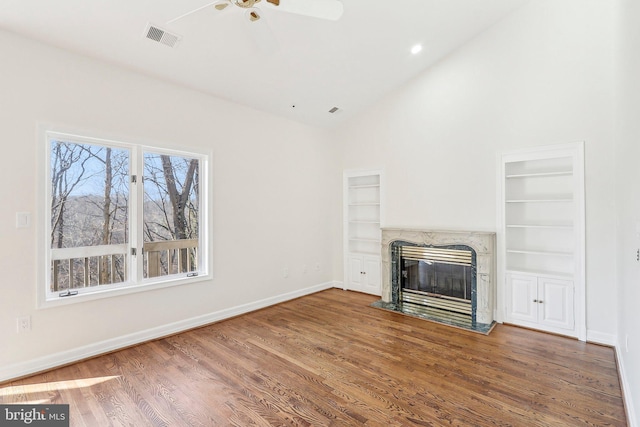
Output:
left=615, top=344, right=638, bottom=427
left=36, top=273, right=213, bottom=309
left=586, top=329, right=617, bottom=347
left=1, top=281, right=338, bottom=383
left=495, top=151, right=506, bottom=324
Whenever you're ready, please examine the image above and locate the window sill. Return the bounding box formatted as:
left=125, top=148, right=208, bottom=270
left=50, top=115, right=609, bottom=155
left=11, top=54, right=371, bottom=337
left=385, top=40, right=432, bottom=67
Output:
left=38, top=273, right=211, bottom=309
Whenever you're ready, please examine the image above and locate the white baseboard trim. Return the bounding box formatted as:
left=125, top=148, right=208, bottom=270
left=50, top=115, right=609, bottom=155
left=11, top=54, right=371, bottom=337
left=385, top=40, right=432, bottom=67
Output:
left=0, top=281, right=338, bottom=383
left=615, top=344, right=638, bottom=427
left=586, top=329, right=617, bottom=346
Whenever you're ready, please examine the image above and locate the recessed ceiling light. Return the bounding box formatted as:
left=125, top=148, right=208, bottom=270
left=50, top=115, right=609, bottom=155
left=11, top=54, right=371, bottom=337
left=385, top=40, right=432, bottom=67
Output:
left=411, top=44, right=423, bottom=55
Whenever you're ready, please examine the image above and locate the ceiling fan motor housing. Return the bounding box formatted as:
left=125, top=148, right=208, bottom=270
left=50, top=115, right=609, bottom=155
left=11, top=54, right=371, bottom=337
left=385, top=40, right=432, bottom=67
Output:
left=234, top=0, right=258, bottom=8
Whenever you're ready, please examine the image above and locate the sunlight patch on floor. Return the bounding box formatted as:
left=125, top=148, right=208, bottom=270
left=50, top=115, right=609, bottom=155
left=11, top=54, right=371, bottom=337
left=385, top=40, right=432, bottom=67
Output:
left=0, top=375, right=120, bottom=398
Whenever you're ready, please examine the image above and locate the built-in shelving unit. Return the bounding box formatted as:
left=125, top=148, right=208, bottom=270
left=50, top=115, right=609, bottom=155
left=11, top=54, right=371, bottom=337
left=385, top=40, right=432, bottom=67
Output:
left=499, top=143, right=585, bottom=340
left=344, top=171, right=382, bottom=295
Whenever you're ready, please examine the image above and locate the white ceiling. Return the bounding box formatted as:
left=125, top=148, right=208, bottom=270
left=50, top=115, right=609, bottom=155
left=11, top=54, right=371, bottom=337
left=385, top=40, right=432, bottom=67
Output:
left=0, top=0, right=527, bottom=128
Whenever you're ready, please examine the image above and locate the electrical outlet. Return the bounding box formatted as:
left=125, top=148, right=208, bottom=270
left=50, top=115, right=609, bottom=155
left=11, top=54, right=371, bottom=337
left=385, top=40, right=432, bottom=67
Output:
left=283, top=268, right=289, bottom=278
left=302, top=265, right=307, bottom=274
left=17, top=315, right=31, bottom=333
left=315, top=262, right=321, bottom=272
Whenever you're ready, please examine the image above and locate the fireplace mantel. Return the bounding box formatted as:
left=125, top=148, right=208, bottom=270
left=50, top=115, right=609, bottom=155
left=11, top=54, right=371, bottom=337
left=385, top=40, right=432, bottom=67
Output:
left=381, top=228, right=496, bottom=325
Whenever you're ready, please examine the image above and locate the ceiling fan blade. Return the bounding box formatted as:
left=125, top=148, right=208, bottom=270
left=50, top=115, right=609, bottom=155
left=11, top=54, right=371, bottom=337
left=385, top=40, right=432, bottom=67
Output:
left=167, top=0, right=231, bottom=24
left=265, top=0, right=343, bottom=21
left=244, top=8, right=278, bottom=54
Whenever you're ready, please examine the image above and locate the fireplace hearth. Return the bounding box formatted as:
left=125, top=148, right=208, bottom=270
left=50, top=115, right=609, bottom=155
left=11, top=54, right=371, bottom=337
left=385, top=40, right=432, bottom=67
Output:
left=372, top=228, right=496, bottom=334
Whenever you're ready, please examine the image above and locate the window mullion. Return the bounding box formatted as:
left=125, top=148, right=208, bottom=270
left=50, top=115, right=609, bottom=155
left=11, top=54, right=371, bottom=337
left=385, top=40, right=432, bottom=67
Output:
left=130, top=146, right=145, bottom=283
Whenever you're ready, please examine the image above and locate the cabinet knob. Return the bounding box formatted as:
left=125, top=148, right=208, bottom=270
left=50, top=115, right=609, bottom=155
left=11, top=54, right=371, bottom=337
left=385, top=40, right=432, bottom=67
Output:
left=533, top=299, right=538, bottom=303
left=538, top=300, right=543, bottom=304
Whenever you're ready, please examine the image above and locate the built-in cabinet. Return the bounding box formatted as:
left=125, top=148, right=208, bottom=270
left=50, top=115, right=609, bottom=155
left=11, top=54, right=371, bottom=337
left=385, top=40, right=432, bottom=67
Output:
left=507, top=273, right=574, bottom=331
left=499, top=143, right=585, bottom=340
left=347, top=254, right=381, bottom=292
left=344, top=171, right=382, bottom=295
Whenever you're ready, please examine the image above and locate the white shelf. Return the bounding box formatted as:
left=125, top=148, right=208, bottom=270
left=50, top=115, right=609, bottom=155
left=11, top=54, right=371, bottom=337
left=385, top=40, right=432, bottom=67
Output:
left=506, top=198, right=573, bottom=203
left=506, top=171, right=572, bottom=179
left=349, top=202, right=381, bottom=206
left=349, top=184, right=380, bottom=189
left=506, top=222, right=572, bottom=229
left=506, top=248, right=573, bottom=257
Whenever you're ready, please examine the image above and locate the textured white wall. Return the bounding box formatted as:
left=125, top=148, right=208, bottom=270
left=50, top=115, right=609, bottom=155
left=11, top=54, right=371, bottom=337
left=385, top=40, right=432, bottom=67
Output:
left=335, top=0, right=617, bottom=339
left=0, top=29, right=341, bottom=373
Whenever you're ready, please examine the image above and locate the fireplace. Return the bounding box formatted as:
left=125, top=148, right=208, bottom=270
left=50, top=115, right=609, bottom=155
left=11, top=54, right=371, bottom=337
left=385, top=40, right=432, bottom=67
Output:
left=397, top=244, right=476, bottom=323
left=373, top=228, right=496, bottom=334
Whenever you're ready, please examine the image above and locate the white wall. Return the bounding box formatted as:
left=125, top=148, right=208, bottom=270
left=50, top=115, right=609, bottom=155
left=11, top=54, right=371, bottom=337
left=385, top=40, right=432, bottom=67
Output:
left=336, top=0, right=617, bottom=340
left=614, top=0, right=640, bottom=424
left=0, top=29, right=341, bottom=379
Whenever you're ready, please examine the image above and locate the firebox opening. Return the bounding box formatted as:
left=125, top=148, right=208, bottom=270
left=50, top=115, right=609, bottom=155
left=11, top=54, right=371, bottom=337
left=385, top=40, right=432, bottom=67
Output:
left=395, top=244, right=477, bottom=322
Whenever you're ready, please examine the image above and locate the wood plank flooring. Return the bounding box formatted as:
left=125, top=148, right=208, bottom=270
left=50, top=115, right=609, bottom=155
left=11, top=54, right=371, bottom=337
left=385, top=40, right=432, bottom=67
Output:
left=0, top=289, right=627, bottom=426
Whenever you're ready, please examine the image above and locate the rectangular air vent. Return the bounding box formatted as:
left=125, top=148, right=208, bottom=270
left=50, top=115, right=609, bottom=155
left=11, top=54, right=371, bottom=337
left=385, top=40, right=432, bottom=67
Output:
left=328, top=106, right=340, bottom=113
left=145, top=24, right=181, bottom=48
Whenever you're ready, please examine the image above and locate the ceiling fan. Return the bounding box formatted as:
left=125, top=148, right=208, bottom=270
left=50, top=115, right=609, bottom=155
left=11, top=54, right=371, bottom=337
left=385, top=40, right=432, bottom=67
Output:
left=167, top=0, right=344, bottom=26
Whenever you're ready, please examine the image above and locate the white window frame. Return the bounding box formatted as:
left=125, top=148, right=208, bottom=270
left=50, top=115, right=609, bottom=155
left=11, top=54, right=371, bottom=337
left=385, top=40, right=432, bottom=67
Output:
left=37, top=126, right=212, bottom=308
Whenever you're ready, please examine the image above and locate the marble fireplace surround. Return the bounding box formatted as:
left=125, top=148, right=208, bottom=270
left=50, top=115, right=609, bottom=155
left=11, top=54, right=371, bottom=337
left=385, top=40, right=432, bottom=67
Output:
left=381, top=228, right=497, bottom=325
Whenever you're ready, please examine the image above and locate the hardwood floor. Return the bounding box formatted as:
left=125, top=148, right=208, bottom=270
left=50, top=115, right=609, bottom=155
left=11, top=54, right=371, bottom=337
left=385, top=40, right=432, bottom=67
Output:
left=0, top=289, right=627, bottom=426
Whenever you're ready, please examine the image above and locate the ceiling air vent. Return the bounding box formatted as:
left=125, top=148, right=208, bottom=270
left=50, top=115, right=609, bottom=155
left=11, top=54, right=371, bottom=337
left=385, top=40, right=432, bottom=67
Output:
left=328, top=106, right=340, bottom=114
left=145, top=24, right=181, bottom=48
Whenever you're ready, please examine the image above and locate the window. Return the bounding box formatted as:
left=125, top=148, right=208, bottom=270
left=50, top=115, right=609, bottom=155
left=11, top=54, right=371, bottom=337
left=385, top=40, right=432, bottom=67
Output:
left=42, top=130, right=209, bottom=303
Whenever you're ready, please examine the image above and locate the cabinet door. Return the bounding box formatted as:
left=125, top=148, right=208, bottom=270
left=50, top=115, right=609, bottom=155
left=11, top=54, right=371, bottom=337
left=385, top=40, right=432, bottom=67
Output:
left=347, top=255, right=381, bottom=295
left=507, top=273, right=538, bottom=323
left=363, top=256, right=381, bottom=294
left=348, top=256, right=364, bottom=288
left=538, top=277, right=574, bottom=330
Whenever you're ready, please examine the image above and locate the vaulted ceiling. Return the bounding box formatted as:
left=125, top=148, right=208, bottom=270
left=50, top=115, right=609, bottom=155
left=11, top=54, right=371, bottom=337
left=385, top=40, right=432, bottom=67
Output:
left=0, top=0, right=527, bottom=127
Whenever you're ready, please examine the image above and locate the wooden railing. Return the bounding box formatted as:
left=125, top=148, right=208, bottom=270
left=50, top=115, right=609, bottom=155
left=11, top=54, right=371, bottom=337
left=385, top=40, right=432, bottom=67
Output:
left=51, top=244, right=127, bottom=291
left=50, top=239, right=198, bottom=291
left=144, top=239, right=198, bottom=278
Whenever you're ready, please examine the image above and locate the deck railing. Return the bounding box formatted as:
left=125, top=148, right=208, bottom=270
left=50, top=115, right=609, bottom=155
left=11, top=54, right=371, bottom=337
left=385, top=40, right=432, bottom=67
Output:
left=50, top=239, right=198, bottom=291
left=144, top=239, right=198, bottom=278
